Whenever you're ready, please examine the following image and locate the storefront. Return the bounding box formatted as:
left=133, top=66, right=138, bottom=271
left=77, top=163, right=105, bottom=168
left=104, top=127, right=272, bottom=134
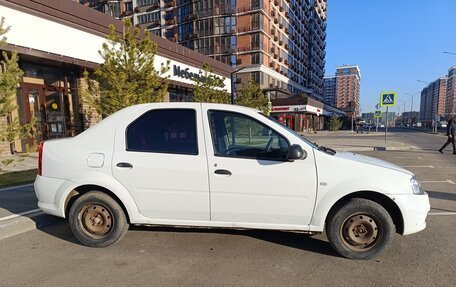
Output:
left=270, top=95, right=345, bottom=133
left=0, top=0, right=232, bottom=153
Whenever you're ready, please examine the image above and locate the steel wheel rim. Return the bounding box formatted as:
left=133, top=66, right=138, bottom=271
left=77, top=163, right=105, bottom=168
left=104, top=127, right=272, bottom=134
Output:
left=78, top=204, right=113, bottom=239
left=340, top=213, right=381, bottom=252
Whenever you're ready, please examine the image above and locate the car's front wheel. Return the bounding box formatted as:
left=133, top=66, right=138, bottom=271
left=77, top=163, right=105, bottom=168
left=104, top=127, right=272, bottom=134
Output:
left=326, top=198, right=395, bottom=260
left=69, top=191, right=129, bottom=247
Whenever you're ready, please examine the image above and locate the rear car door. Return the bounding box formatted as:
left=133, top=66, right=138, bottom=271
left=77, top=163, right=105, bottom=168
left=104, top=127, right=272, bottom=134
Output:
left=112, top=105, right=210, bottom=220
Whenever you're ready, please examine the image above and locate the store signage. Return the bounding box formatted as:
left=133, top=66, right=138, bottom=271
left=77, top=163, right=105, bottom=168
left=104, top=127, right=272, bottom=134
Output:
left=173, top=65, right=201, bottom=81
left=272, top=105, right=307, bottom=112
left=272, top=106, right=290, bottom=112
left=173, top=65, right=224, bottom=86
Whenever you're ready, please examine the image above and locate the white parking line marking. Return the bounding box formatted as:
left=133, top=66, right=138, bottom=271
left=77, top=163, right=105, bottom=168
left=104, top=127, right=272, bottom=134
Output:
left=421, top=180, right=455, bottom=185
left=428, top=212, right=456, bottom=216
left=0, top=209, right=41, bottom=222
left=0, top=183, right=34, bottom=192
left=401, top=165, right=434, bottom=169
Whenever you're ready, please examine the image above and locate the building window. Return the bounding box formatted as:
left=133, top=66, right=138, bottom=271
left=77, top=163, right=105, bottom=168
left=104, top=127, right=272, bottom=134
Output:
left=251, top=33, right=260, bottom=49
left=251, top=71, right=261, bottom=84
left=137, top=0, right=159, bottom=7
left=251, top=53, right=261, bottom=64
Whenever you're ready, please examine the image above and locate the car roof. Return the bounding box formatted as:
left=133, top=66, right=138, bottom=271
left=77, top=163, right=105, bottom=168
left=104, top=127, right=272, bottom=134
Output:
left=132, top=102, right=260, bottom=113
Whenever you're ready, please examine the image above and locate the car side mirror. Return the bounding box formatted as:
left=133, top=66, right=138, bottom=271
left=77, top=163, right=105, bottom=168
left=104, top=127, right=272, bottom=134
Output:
left=287, top=144, right=307, bottom=161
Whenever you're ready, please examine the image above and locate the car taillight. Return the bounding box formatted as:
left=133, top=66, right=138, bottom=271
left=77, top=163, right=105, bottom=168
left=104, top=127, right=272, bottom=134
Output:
left=38, top=141, right=44, bottom=176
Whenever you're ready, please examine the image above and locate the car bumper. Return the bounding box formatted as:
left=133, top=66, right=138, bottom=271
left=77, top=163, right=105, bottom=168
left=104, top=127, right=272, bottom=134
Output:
left=34, top=175, right=75, bottom=218
left=393, top=193, right=430, bottom=235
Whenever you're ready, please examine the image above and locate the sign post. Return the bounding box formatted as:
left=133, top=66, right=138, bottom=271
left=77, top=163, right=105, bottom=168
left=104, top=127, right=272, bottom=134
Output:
left=374, top=109, right=382, bottom=133
left=380, top=92, right=397, bottom=143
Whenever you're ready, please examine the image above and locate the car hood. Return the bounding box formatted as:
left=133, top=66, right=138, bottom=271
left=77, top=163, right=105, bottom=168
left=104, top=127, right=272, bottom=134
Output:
left=333, top=151, right=414, bottom=176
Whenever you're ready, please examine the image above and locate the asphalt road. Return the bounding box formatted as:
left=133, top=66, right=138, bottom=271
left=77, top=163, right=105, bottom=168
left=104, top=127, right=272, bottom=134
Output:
left=1, top=129, right=455, bottom=286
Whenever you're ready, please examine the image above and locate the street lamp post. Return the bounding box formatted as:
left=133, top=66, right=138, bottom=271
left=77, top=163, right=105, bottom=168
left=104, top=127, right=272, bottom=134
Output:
left=404, top=91, right=420, bottom=127
left=231, top=66, right=250, bottom=104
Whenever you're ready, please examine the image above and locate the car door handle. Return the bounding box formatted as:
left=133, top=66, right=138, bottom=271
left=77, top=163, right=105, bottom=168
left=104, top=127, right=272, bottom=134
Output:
left=116, top=162, right=133, bottom=168
left=214, top=169, right=231, bottom=175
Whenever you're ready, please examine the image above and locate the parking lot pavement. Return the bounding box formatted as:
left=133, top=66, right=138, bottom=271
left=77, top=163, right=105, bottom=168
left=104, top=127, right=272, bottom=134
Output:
left=1, top=130, right=455, bottom=286
left=1, top=216, right=455, bottom=286
left=0, top=184, right=36, bottom=218
left=0, top=184, right=60, bottom=240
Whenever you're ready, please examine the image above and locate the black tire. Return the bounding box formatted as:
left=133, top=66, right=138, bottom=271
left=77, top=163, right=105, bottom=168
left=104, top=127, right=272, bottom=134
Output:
left=69, top=191, right=129, bottom=247
left=326, top=198, right=395, bottom=260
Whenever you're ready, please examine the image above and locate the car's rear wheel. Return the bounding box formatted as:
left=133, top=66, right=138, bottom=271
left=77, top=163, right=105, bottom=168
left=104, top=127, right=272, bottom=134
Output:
left=326, top=198, right=395, bottom=260
left=69, top=191, right=129, bottom=247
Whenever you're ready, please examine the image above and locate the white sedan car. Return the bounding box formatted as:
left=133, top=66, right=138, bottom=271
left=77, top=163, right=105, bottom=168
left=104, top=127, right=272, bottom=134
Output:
left=35, top=103, right=430, bottom=259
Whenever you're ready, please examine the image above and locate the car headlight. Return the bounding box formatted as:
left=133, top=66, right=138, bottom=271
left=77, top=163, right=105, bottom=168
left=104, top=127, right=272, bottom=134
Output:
left=410, top=177, right=424, bottom=195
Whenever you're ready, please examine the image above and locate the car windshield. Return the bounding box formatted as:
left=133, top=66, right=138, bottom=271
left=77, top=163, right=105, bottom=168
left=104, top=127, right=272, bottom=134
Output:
left=259, top=113, right=319, bottom=149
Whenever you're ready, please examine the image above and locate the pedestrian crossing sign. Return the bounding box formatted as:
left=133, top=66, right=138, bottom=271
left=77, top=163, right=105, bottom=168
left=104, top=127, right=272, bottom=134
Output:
left=374, top=110, right=382, bottom=118
left=380, top=92, right=397, bottom=107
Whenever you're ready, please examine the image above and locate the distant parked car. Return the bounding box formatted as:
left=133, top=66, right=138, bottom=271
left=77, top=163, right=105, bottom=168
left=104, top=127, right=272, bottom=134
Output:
left=35, top=103, right=430, bottom=260
left=380, top=124, right=385, bottom=128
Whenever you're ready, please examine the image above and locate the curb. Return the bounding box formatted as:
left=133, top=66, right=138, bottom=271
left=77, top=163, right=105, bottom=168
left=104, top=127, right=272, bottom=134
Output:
left=0, top=210, right=63, bottom=240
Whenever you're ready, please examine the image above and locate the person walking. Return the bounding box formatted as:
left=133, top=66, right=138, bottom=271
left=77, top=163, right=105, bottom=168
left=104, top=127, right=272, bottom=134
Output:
left=438, top=116, right=456, bottom=155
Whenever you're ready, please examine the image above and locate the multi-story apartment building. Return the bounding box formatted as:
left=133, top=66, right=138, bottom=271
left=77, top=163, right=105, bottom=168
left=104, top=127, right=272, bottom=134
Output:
left=77, top=0, right=133, bottom=19
left=333, top=65, right=361, bottom=119
left=445, top=66, right=456, bottom=117
left=323, top=75, right=336, bottom=107
left=79, top=0, right=327, bottom=100
left=419, top=77, right=447, bottom=123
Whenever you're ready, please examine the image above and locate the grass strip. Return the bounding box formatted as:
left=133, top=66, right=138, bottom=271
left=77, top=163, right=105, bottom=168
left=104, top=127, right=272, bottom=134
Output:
left=0, top=169, right=37, bottom=188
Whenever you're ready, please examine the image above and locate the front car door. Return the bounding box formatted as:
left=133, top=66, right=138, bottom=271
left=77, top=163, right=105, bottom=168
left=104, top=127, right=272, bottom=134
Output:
left=202, top=105, right=318, bottom=227
left=112, top=104, right=210, bottom=220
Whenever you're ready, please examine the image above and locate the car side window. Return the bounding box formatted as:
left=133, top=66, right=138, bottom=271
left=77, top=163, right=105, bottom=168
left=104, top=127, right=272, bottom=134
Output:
left=126, top=109, right=198, bottom=155
left=209, top=110, right=289, bottom=160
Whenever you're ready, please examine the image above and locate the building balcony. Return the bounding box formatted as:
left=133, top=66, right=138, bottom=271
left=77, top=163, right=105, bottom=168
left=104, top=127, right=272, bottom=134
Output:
left=164, top=2, right=174, bottom=9
left=237, top=46, right=251, bottom=52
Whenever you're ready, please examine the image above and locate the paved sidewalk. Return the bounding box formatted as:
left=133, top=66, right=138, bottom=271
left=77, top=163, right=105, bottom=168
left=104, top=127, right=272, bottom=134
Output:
left=303, top=130, right=412, bottom=151
left=0, top=153, right=38, bottom=175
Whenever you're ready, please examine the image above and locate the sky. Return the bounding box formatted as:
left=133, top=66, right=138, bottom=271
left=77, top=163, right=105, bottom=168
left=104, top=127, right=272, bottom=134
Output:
left=325, top=0, right=456, bottom=114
